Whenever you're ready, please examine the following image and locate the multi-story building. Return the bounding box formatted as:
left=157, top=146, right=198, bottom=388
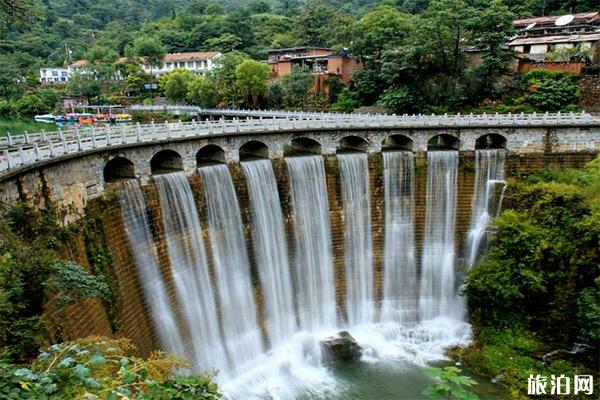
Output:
left=41, top=51, right=223, bottom=84
left=265, top=47, right=363, bottom=94
left=140, top=51, right=222, bottom=76
left=39, top=67, right=70, bottom=84
left=508, top=12, right=600, bottom=73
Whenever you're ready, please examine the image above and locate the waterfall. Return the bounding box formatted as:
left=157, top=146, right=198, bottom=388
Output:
left=118, top=180, right=186, bottom=358
left=286, top=156, right=337, bottom=333
left=154, top=172, right=229, bottom=375
left=465, top=149, right=507, bottom=266
left=241, top=160, right=296, bottom=348
left=380, top=152, right=417, bottom=324
left=199, top=165, right=265, bottom=374
left=337, top=153, right=374, bottom=326
left=419, top=151, right=461, bottom=321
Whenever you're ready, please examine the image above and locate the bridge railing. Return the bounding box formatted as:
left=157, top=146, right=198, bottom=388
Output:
left=0, top=111, right=597, bottom=175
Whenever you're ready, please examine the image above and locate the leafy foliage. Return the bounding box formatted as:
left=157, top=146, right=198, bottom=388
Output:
left=515, top=70, right=580, bottom=112
left=0, top=204, right=113, bottom=361
left=235, top=59, right=270, bottom=106
left=0, top=337, right=221, bottom=399
left=422, top=366, right=479, bottom=400
left=462, top=157, right=600, bottom=396
left=281, top=65, right=314, bottom=108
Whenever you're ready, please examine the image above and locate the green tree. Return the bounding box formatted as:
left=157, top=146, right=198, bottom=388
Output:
left=281, top=65, right=314, bottom=108
left=471, top=0, right=515, bottom=96
left=205, top=33, right=243, bottom=52
left=187, top=75, right=219, bottom=108
left=67, top=73, right=101, bottom=104
left=517, top=70, right=580, bottom=112
left=351, top=5, right=413, bottom=62
left=378, top=85, right=420, bottom=113
left=124, top=63, right=154, bottom=93
left=0, top=206, right=111, bottom=361
left=332, top=89, right=360, bottom=112
left=213, top=51, right=249, bottom=106
left=0, top=56, right=24, bottom=100
left=235, top=59, right=270, bottom=107
left=0, top=0, right=41, bottom=27
left=160, top=69, right=196, bottom=103
left=133, top=36, right=166, bottom=70
left=294, top=0, right=345, bottom=47
left=85, top=45, right=118, bottom=64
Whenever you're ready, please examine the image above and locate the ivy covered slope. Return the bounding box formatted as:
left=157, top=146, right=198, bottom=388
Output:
left=459, top=157, right=600, bottom=398
left=0, top=203, right=220, bottom=399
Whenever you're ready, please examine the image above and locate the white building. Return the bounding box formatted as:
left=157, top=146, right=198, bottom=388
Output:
left=141, top=51, right=222, bottom=76
left=40, top=51, right=223, bottom=84
left=39, top=60, right=89, bottom=84
left=39, top=67, right=69, bottom=84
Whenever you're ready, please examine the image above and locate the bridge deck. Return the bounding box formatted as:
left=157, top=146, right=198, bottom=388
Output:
left=0, top=111, right=598, bottom=177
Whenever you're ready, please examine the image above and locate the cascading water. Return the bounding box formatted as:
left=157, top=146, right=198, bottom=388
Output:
left=130, top=152, right=478, bottom=399
left=285, top=156, right=337, bottom=333
left=465, top=149, right=507, bottom=266
left=118, top=179, right=186, bottom=358
left=154, top=172, right=229, bottom=376
left=241, top=160, right=296, bottom=348
left=337, top=153, right=374, bottom=326
left=198, top=164, right=264, bottom=374
left=380, top=151, right=417, bottom=324
left=419, top=151, right=462, bottom=321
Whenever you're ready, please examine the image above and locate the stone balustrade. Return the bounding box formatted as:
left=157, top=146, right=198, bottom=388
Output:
left=1, top=111, right=598, bottom=177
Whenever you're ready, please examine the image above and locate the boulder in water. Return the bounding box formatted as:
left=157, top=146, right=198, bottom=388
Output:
left=320, top=331, right=362, bottom=364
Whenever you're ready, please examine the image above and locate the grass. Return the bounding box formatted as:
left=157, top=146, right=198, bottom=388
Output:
left=0, top=116, right=58, bottom=136
left=450, top=327, right=598, bottom=399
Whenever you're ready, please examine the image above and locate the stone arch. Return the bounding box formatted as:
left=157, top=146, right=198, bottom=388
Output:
left=150, top=149, right=183, bottom=174
left=103, top=156, right=135, bottom=182
left=337, top=135, right=368, bottom=153
left=286, top=137, right=322, bottom=156
left=197, top=144, right=226, bottom=167
left=382, top=134, right=414, bottom=151
left=475, top=133, right=507, bottom=150
left=427, top=134, right=460, bottom=151
left=239, top=140, right=269, bottom=161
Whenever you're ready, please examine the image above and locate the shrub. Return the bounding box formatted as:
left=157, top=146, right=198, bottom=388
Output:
left=0, top=337, right=221, bottom=399
left=516, top=70, right=580, bottom=112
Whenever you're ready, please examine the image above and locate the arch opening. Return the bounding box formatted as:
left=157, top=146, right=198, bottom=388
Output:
left=475, top=134, right=507, bottom=150
left=286, top=137, right=322, bottom=156
left=382, top=134, right=414, bottom=152
left=337, top=135, right=368, bottom=154
left=239, top=141, right=269, bottom=162
left=150, top=150, right=183, bottom=174
left=427, top=134, right=460, bottom=151
left=197, top=144, right=226, bottom=167
left=104, top=157, right=135, bottom=183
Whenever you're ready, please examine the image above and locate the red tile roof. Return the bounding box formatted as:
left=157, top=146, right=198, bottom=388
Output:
left=164, top=52, right=221, bottom=62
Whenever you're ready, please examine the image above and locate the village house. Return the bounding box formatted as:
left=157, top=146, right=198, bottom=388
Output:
left=265, top=47, right=362, bottom=94
left=140, top=51, right=222, bottom=76
left=40, top=51, right=223, bottom=84
left=39, top=67, right=69, bottom=84
left=508, top=12, right=600, bottom=73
